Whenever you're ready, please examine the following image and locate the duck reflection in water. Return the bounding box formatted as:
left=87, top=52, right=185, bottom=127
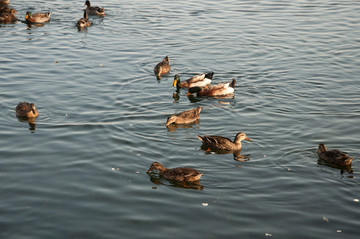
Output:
left=149, top=177, right=204, bottom=191
left=201, top=146, right=251, bottom=161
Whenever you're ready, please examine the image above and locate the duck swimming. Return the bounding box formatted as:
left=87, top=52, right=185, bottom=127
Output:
left=25, top=11, right=51, bottom=23
left=84, top=0, right=105, bottom=16
left=0, top=8, right=17, bottom=23
left=197, top=132, right=252, bottom=151
left=317, top=144, right=353, bottom=166
left=165, top=107, right=202, bottom=126
left=188, top=79, right=236, bottom=97
left=154, top=56, right=170, bottom=78
left=147, top=162, right=203, bottom=182
left=16, top=102, right=39, bottom=118
left=173, top=72, right=214, bottom=88
left=77, top=10, right=91, bottom=28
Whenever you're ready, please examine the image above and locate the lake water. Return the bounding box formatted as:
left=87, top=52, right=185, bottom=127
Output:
left=1, top=0, right=360, bottom=238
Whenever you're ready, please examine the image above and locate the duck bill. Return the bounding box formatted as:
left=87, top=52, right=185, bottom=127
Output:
left=245, top=137, right=252, bottom=141
left=172, top=79, right=178, bottom=87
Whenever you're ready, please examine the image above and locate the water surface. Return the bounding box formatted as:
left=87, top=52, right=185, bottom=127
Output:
left=1, top=0, right=360, bottom=238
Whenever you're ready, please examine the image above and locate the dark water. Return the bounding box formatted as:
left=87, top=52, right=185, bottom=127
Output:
left=1, top=0, right=360, bottom=238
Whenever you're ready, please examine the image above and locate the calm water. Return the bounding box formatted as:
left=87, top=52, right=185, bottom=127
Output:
left=1, top=0, right=360, bottom=238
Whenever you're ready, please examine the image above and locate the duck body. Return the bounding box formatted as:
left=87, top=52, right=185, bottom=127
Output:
left=188, top=79, right=236, bottom=97
left=77, top=10, right=91, bottom=28
left=197, top=132, right=251, bottom=151
left=173, top=72, right=213, bottom=88
left=16, top=102, right=39, bottom=118
left=25, top=11, right=51, bottom=23
left=84, top=0, right=105, bottom=16
left=317, top=144, right=353, bottom=166
left=154, top=56, right=170, bottom=78
left=147, top=162, right=203, bottom=182
left=165, top=107, right=202, bottom=126
left=0, top=8, right=17, bottom=23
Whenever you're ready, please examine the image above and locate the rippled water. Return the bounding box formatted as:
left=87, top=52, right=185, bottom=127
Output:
left=1, top=0, right=360, bottom=238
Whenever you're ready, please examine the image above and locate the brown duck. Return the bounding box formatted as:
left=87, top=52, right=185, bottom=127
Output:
left=317, top=144, right=353, bottom=166
left=16, top=102, right=39, bottom=118
left=188, top=79, right=236, bottom=97
left=154, top=56, right=170, bottom=78
left=147, top=162, right=203, bottom=182
left=0, top=8, right=17, bottom=23
left=84, top=0, right=105, bottom=16
left=77, top=10, right=91, bottom=28
left=197, top=132, right=252, bottom=151
left=173, top=72, right=214, bottom=88
left=165, top=107, right=202, bottom=126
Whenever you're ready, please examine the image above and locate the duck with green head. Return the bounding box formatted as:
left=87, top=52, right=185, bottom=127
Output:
left=173, top=71, right=214, bottom=88
left=25, top=11, right=51, bottom=23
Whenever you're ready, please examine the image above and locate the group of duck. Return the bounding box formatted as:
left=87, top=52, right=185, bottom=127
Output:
left=147, top=56, right=355, bottom=183
left=0, top=0, right=104, bottom=29
left=8, top=0, right=354, bottom=184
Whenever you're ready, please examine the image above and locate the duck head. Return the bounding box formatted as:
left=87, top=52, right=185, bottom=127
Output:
left=173, top=74, right=180, bottom=87
left=147, top=162, right=166, bottom=174
left=318, top=144, right=327, bottom=153
left=84, top=0, right=91, bottom=7
left=165, top=115, right=176, bottom=126
left=234, top=132, right=252, bottom=144
left=25, top=11, right=32, bottom=19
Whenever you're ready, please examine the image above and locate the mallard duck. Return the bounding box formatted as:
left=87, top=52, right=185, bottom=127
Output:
left=173, top=72, right=214, bottom=88
left=154, top=56, right=170, bottom=78
left=0, top=8, right=17, bottom=23
left=76, top=10, right=91, bottom=28
left=188, top=79, right=236, bottom=97
left=197, top=132, right=252, bottom=151
left=25, top=11, right=51, bottom=23
left=165, top=107, right=202, bottom=126
left=15, top=102, right=39, bottom=118
left=84, top=0, right=105, bottom=16
left=147, top=162, right=203, bottom=182
left=317, top=144, right=353, bottom=166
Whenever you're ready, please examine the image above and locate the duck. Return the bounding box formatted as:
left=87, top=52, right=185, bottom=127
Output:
left=76, top=10, right=91, bottom=28
left=173, top=71, right=214, bottom=88
left=15, top=102, right=39, bottom=118
left=188, top=79, right=236, bottom=97
left=25, top=11, right=51, bottom=24
left=197, top=132, right=252, bottom=151
left=317, top=144, right=353, bottom=166
left=165, top=107, right=202, bottom=126
left=0, top=0, right=9, bottom=5
left=147, top=162, right=203, bottom=182
left=154, top=56, right=170, bottom=78
left=0, top=8, right=17, bottom=23
left=84, top=0, right=105, bottom=16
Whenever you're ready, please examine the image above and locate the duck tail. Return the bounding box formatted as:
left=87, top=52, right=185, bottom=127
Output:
left=205, top=71, right=214, bottom=79
left=229, top=79, right=236, bottom=88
